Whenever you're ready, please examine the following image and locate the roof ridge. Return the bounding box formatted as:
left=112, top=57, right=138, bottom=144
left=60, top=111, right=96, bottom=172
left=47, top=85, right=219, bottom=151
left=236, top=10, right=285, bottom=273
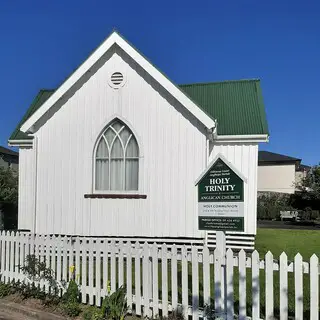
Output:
left=179, top=79, right=260, bottom=87
left=39, top=88, right=55, bottom=92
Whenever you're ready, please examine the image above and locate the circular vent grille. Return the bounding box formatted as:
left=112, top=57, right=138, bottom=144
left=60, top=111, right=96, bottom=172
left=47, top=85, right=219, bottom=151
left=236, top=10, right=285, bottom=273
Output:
left=110, top=72, right=124, bottom=86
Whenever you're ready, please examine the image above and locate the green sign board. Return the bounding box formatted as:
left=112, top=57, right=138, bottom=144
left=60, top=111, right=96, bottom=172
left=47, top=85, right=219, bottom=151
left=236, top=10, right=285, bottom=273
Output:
left=197, top=156, right=244, bottom=232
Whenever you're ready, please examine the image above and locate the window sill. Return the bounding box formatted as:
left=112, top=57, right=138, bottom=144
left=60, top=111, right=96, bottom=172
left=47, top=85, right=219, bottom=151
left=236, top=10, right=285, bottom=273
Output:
left=84, top=194, right=147, bottom=199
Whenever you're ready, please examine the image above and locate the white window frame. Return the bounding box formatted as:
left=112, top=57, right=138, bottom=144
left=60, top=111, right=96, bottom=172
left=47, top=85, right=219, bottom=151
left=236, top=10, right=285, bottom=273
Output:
left=92, top=118, right=142, bottom=194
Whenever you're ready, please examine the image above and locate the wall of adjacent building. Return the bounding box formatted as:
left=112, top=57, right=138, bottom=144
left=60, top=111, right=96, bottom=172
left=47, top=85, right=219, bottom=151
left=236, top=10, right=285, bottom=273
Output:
left=258, top=163, right=296, bottom=194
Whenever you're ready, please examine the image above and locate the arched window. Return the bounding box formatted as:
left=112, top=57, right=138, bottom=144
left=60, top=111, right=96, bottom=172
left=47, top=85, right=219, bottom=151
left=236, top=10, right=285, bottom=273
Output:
left=95, top=120, right=139, bottom=191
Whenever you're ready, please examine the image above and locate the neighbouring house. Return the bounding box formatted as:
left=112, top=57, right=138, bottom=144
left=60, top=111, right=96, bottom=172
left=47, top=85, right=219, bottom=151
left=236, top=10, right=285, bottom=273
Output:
left=258, top=151, right=310, bottom=194
left=9, top=31, right=269, bottom=244
left=0, top=146, right=18, bottom=170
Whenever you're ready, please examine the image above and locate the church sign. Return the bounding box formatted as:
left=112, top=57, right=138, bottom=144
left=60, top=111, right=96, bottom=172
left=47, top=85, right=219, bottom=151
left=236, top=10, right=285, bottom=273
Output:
left=196, top=155, right=245, bottom=231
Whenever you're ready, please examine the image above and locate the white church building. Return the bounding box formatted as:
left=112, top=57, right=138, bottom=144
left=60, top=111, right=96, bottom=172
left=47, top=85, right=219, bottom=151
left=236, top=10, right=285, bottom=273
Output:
left=9, top=31, right=269, bottom=246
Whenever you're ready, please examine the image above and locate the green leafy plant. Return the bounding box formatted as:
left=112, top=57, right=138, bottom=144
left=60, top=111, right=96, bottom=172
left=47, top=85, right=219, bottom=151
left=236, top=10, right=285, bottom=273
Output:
left=82, top=306, right=105, bottom=320
left=99, top=285, right=128, bottom=320
left=61, top=301, right=82, bottom=317
left=163, top=308, right=185, bottom=320
left=20, top=254, right=60, bottom=292
left=62, top=279, right=80, bottom=303
left=0, top=282, right=11, bottom=298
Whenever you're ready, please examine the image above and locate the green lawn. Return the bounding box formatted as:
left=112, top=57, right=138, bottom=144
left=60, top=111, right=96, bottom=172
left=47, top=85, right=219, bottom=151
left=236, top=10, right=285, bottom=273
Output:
left=255, top=228, right=320, bottom=260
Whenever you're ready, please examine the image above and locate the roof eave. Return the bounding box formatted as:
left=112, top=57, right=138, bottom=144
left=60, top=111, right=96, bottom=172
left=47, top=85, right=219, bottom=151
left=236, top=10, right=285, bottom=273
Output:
left=8, top=139, right=33, bottom=147
left=215, top=134, right=269, bottom=143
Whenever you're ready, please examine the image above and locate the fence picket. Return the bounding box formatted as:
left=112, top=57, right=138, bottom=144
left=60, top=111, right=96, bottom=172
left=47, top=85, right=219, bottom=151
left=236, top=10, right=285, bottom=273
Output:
left=103, top=240, right=109, bottom=297
left=171, top=244, right=178, bottom=311
left=192, top=246, right=199, bottom=320
left=14, top=232, right=19, bottom=280
left=202, top=245, right=210, bottom=307
left=19, top=233, right=25, bottom=282
left=310, top=254, right=319, bottom=320
left=9, top=232, right=14, bottom=282
left=126, top=242, right=132, bottom=312
left=5, top=231, right=10, bottom=283
left=62, top=236, right=68, bottom=285
left=143, top=242, right=150, bottom=317
left=68, top=238, right=74, bottom=282
left=265, top=251, right=274, bottom=320
left=118, top=240, right=124, bottom=288
left=214, top=249, right=223, bottom=315
left=75, top=237, right=80, bottom=285
left=182, top=245, right=188, bottom=319
left=81, top=238, right=87, bottom=303
left=135, top=241, right=141, bottom=316
left=38, top=234, right=45, bottom=290
left=251, top=250, right=260, bottom=320
left=45, top=236, right=51, bottom=292
left=152, top=243, right=159, bottom=318
left=279, top=252, right=288, bottom=320
left=110, top=240, right=116, bottom=293
left=0, top=232, right=5, bottom=279
left=96, top=240, right=101, bottom=306
left=294, top=253, right=303, bottom=320
left=226, top=249, right=234, bottom=320
left=88, top=238, right=94, bottom=305
left=161, top=243, right=168, bottom=317
left=238, top=249, right=246, bottom=320
left=56, top=235, right=62, bottom=291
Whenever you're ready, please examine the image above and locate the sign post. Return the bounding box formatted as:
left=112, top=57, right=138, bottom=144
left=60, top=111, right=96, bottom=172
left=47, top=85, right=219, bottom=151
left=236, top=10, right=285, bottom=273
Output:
left=196, top=154, right=245, bottom=317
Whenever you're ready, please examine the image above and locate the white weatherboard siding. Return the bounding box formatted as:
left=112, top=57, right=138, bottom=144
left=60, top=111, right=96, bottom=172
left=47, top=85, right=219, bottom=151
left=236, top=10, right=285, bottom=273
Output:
left=33, top=48, right=207, bottom=237
left=258, top=164, right=296, bottom=194
left=209, top=143, right=258, bottom=234
left=18, top=147, right=35, bottom=231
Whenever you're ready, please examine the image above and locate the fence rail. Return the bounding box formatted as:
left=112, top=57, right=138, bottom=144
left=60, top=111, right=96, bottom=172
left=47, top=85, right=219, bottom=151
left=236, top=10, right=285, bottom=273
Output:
left=0, top=231, right=319, bottom=320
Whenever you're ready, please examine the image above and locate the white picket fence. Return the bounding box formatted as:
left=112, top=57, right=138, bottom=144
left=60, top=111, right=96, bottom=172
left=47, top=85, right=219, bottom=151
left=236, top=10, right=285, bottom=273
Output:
left=0, top=231, right=319, bottom=320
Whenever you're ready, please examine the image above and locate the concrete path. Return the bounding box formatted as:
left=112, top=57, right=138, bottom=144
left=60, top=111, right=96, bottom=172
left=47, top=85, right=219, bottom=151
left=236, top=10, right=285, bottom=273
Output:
left=0, top=300, right=65, bottom=320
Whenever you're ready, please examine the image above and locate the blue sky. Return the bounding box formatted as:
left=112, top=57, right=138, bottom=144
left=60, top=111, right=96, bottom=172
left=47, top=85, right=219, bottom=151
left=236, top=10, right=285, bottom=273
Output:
left=1, top=1, right=319, bottom=165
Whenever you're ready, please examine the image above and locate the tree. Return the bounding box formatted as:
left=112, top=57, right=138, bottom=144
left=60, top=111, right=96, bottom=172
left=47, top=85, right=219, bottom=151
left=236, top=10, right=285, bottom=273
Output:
left=0, top=167, right=18, bottom=229
left=294, top=165, right=320, bottom=210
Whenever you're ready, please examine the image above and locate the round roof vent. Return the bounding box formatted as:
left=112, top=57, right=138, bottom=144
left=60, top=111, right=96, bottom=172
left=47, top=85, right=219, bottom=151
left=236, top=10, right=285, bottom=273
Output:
left=109, top=72, right=125, bottom=89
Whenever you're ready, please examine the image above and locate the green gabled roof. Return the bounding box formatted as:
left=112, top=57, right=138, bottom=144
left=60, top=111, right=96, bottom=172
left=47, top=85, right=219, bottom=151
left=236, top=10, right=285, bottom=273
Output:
left=10, top=79, right=268, bottom=141
left=179, top=79, right=269, bottom=136
left=9, top=89, right=54, bottom=141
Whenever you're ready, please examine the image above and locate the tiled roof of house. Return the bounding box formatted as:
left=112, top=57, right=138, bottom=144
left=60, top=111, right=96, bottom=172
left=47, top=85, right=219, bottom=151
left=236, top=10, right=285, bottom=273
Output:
left=258, top=151, right=300, bottom=164
left=0, top=146, right=18, bottom=157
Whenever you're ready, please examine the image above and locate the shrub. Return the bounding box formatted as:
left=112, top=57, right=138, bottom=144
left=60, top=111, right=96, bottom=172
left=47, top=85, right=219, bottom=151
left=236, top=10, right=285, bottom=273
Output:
left=102, top=285, right=128, bottom=320
left=62, top=280, right=80, bottom=303
left=20, top=254, right=60, bottom=292
left=61, top=301, right=81, bottom=317
left=162, top=308, right=185, bottom=320
left=82, top=307, right=105, bottom=320
left=257, top=192, right=293, bottom=220
left=0, top=282, right=11, bottom=298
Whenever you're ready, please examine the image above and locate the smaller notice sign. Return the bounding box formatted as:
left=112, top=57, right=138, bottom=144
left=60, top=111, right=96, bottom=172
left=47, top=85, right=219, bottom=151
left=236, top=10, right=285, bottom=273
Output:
left=196, top=155, right=245, bottom=232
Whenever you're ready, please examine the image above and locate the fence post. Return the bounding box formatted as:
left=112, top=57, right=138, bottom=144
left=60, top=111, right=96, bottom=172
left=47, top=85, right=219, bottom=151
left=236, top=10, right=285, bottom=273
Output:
left=216, top=231, right=227, bottom=318
left=226, top=249, right=234, bottom=320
